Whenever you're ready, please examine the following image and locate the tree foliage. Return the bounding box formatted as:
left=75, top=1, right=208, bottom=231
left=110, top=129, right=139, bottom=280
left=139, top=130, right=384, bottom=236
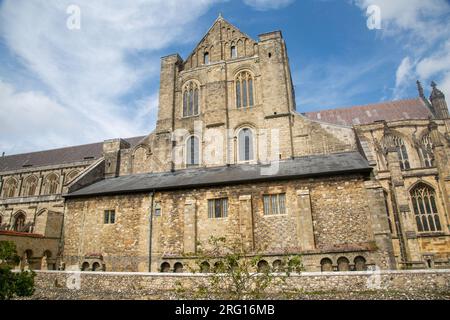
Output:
left=175, top=236, right=303, bottom=300
left=0, top=241, right=35, bottom=300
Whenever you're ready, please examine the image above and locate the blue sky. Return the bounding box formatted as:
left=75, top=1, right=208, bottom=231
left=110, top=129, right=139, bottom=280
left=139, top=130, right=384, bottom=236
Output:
left=0, top=0, right=449, bottom=155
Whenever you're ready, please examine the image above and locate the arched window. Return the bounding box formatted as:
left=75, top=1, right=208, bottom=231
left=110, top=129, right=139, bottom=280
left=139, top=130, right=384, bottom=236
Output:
left=235, top=71, right=254, bottom=108
left=238, top=128, right=254, bottom=162
left=2, top=178, right=17, bottom=198
left=337, top=257, right=350, bottom=271
left=182, top=81, right=200, bottom=117
left=272, top=259, right=282, bottom=272
left=200, top=261, right=210, bottom=273
left=257, top=260, right=270, bottom=273
left=13, top=212, right=26, bottom=232
left=43, top=174, right=59, bottom=195
left=203, top=52, right=209, bottom=64
left=320, top=258, right=333, bottom=272
left=231, top=45, right=237, bottom=58
left=419, top=134, right=434, bottom=168
left=23, top=175, right=38, bottom=197
left=410, top=183, right=442, bottom=232
left=174, top=262, right=184, bottom=273
left=81, top=262, right=90, bottom=271
left=186, top=136, right=200, bottom=167
left=354, top=256, right=367, bottom=271
left=92, top=262, right=101, bottom=271
left=383, top=135, right=410, bottom=170
left=160, top=262, right=171, bottom=273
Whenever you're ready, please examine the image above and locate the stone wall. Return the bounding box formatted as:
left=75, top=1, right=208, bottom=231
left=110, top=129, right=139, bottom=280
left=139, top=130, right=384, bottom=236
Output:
left=28, top=270, right=450, bottom=300
left=63, top=173, right=395, bottom=272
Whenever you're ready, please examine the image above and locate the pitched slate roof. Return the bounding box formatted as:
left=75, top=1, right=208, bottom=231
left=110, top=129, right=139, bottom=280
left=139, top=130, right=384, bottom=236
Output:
left=0, top=136, right=145, bottom=172
left=65, top=151, right=371, bottom=198
left=303, top=98, right=432, bottom=126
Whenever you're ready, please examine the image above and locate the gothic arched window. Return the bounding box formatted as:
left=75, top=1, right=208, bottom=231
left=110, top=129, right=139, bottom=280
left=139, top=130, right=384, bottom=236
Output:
left=2, top=178, right=18, bottom=198
left=13, top=212, right=26, bottom=232
left=23, top=175, right=38, bottom=197
left=43, top=174, right=59, bottom=195
left=203, top=52, right=209, bottom=65
left=238, top=128, right=254, bottom=162
left=411, top=184, right=441, bottom=232
left=231, top=45, right=237, bottom=59
left=186, top=136, right=200, bottom=167
left=383, top=135, right=410, bottom=170
left=235, top=71, right=254, bottom=108
left=182, top=81, right=199, bottom=117
left=419, top=134, right=434, bottom=168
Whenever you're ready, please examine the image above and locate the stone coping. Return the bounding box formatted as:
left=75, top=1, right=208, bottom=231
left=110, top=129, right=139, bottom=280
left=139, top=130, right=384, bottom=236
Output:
left=30, top=269, right=450, bottom=277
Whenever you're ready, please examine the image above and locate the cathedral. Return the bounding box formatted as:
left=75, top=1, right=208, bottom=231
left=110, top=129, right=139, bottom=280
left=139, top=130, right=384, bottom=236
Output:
left=0, top=16, right=449, bottom=273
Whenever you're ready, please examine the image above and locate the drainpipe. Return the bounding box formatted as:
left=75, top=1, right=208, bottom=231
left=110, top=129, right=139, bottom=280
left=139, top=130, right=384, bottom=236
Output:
left=148, top=190, right=155, bottom=272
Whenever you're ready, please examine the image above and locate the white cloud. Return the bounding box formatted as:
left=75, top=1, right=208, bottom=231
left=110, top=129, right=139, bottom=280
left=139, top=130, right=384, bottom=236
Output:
left=0, top=0, right=223, bottom=154
left=243, top=0, right=294, bottom=11
left=354, top=0, right=450, bottom=99
left=394, top=56, right=414, bottom=98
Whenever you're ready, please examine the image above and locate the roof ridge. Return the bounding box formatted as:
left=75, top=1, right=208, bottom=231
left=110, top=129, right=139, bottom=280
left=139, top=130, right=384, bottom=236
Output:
left=1, top=135, right=145, bottom=159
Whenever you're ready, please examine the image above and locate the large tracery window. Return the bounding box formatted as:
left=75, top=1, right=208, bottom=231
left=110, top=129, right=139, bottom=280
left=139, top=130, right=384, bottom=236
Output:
left=383, top=135, right=410, bottom=170
left=182, top=81, right=199, bottom=117
left=419, top=134, right=434, bottom=168
left=13, top=212, right=26, bottom=232
left=23, top=176, right=38, bottom=197
left=2, top=178, right=17, bottom=198
left=238, top=128, right=254, bottom=162
left=235, top=71, right=254, bottom=109
left=186, top=136, right=200, bottom=167
left=43, top=174, right=59, bottom=195
left=411, top=184, right=442, bottom=233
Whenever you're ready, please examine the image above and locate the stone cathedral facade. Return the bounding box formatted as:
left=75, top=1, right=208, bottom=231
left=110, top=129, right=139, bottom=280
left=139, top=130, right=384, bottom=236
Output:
left=1, top=16, right=449, bottom=273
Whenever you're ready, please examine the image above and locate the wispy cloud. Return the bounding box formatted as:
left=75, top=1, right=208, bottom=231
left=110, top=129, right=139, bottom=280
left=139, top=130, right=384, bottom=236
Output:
left=243, top=0, right=294, bottom=11
left=353, top=0, right=450, bottom=99
left=293, top=56, right=389, bottom=112
left=0, top=0, right=224, bottom=155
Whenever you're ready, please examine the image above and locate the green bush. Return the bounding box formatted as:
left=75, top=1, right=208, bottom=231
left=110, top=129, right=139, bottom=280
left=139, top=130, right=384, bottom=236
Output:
left=0, top=241, right=35, bottom=300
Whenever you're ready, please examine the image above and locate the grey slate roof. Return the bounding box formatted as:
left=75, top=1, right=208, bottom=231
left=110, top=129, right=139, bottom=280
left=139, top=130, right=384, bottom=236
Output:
left=65, top=151, right=371, bottom=198
left=0, top=136, right=145, bottom=172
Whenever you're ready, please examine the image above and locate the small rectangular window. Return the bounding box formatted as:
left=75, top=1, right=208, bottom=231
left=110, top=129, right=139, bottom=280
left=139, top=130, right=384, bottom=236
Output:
left=154, top=204, right=161, bottom=217
left=208, top=198, right=228, bottom=218
left=104, top=210, right=116, bottom=224
left=263, top=194, right=286, bottom=215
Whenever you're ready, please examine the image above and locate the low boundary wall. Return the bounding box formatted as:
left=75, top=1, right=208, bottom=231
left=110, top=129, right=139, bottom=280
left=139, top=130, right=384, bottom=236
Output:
left=29, top=269, right=450, bottom=299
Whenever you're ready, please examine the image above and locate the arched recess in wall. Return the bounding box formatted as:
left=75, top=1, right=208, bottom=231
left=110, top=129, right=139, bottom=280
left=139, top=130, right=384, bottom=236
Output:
left=13, top=211, right=27, bottom=232
left=43, top=173, right=59, bottom=195
left=409, top=182, right=442, bottom=233
left=132, top=145, right=151, bottom=174
left=65, top=170, right=80, bottom=185
left=33, top=209, right=48, bottom=235
left=22, top=175, right=38, bottom=197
